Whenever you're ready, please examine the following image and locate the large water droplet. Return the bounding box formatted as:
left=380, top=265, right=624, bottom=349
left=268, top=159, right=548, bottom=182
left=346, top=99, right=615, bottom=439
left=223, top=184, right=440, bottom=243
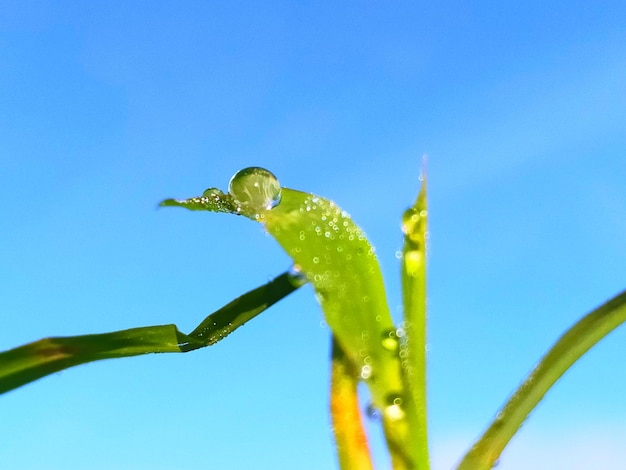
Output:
left=228, top=167, right=281, bottom=215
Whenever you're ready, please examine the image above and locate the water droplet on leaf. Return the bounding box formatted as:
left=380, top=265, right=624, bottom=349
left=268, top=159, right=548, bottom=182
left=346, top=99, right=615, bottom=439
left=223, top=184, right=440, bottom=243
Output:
left=381, top=329, right=399, bottom=352
left=228, top=167, right=281, bottom=215
left=287, top=265, right=308, bottom=287
left=360, top=364, right=373, bottom=380
left=383, top=393, right=406, bottom=421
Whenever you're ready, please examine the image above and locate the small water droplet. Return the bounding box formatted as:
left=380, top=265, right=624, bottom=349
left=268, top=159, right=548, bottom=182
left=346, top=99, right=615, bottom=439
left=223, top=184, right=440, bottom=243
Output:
left=383, top=394, right=406, bottom=421
left=287, top=265, right=308, bottom=287
left=366, top=403, right=381, bottom=420
left=228, top=167, right=281, bottom=215
left=360, top=364, right=373, bottom=380
left=202, top=187, right=222, bottom=198
left=312, top=256, right=320, bottom=264
left=395, top=250, right=403, bottom=259
left=381, top=329, right=399, bottom=352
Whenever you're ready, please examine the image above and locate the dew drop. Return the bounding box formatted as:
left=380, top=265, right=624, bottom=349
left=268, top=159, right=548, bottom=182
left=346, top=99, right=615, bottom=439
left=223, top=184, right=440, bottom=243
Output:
left=360, top=364, right=373, bottom=380
left=228, top=167, right=281, bottom=214
left=287, top=265, right=308, bottom=287
left=384, top=399, right=406, bottom=421
left=381, top=329, right=399, bottom=352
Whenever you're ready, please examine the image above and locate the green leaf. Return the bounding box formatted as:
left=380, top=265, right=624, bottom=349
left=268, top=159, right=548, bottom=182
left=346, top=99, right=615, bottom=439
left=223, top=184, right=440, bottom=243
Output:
left=160, top=187, right=238, bottom=213
left=0, top=271, right=301, bottom=394
left=457, top=289, right=626, bottom=470
left=264, top=190, right=403, bottom=399
left=400, top=177, right=430, bottom=470
left=162, top=168, right=413, bottom=468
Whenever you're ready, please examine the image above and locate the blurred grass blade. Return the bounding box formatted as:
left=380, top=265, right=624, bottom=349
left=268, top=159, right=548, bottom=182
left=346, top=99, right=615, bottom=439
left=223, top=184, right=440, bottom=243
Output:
left=330, top=336, right=374, bottom=470
left=0, top=271, right=302, bottom=394
left=457, top=289, right=626, bottom=470
left=400, top=176, right=430, bottom=470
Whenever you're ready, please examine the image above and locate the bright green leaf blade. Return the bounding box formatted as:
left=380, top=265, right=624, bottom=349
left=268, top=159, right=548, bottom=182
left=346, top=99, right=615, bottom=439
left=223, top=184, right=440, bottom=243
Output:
left=400, top=178, right=430, bottom=470
left=457, top=289, right=626, bottom=470
left=264, top=188, right=413, bottom=468
left=162, top=172, right=414, bottom=467
left=264, top=189, right=403, bottom=406
left=0, top=271, right=302, bottom=394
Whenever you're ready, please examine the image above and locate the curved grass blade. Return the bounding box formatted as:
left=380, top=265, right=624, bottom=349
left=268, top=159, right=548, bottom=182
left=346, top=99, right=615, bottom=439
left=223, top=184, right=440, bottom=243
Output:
left=330, top=336, right=374, bottom=470
left=400, top=177, right=430, bottom=470
left=457, top=289, right=626, bottom=470
left=264, top=188, right=413, bottom=469
left=0, top=271, right=302, bottom=394
left=163, top=170, right=413, bottom=468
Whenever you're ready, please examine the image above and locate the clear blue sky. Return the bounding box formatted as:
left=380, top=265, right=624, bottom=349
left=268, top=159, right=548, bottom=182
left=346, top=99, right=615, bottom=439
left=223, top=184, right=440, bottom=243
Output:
left=1, top=2, right=626, bottom=469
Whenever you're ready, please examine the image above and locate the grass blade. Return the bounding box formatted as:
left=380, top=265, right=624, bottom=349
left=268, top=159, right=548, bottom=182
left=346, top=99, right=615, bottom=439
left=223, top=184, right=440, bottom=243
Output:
left=330, top=336, right=374, bottom=470
left=164, top=171, right=413, bottom=468
left=400, top=177, right=430, bottom=470
left=0, top=271, right=301, bottom=394
left=457, top=289, right=626, bottom=470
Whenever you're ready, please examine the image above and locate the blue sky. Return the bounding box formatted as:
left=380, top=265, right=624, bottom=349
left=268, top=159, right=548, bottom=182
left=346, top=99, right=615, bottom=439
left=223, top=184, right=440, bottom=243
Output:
left=1, top=2, right=626, bottom=469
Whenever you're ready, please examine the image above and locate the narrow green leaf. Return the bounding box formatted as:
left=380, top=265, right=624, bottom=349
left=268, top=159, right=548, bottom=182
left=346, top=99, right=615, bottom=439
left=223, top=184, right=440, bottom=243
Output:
left=0, top=325, right=191, bottom=394
left=457, top=289, right=626, bottom=470
left=162, top=168, right=413, bottom=468
left=400, top=177, right=430, bottom=470
left=160, top=187, right=238, bottom=213
left=330, top=336, right=374, bottom=470
left=0, top=271, right=301, bottom=394
left=263, top=188, right=415, bottom=469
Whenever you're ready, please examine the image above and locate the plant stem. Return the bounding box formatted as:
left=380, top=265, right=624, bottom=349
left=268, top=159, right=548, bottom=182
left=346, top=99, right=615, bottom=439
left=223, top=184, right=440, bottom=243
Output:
left=330, top=336, right=374, bottom=470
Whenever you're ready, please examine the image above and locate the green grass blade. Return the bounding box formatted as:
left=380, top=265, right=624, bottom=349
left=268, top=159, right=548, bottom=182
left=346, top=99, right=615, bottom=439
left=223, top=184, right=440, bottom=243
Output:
left=187, top=270, right=305, bottom=344
left=330, top=336, right=374, bottom=470
left=400, top=178, right=430, bottom=470
left=264, top=189, right=404, bottom=404
left=264, top=188, right=413, bottom=469
left=0, top=271, right=301, bottom=394
left=160, top=187, right=238, bottom=213
left=0, top=325, right=191, bottom=394
left=457, top=289, right=626, bottom=470
left=163, top=170, right=413, bottom=468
